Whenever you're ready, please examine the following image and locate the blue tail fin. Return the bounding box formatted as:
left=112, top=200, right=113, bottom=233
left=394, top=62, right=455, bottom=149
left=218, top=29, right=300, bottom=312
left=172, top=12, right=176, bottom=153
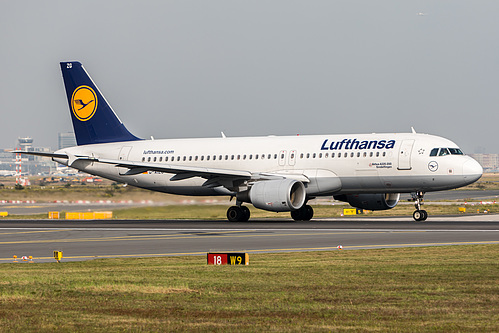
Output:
left=60, top=61, right=141, bottom=146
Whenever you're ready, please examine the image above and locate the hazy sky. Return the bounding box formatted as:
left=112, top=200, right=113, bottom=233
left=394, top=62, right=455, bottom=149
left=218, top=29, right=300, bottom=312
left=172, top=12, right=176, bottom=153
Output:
left=1, top=1, right=498, bottom=153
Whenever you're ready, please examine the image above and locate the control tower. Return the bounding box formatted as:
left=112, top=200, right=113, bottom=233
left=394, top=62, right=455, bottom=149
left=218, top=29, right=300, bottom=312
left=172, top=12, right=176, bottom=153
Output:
left=18, top=137, right=33, bottom=151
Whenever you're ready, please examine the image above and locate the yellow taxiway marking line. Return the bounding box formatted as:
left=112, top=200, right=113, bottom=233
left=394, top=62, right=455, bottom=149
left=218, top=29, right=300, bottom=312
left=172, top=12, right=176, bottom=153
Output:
left=1, top=241, right=498, bottom=262
left=0, top=230, right=404, bottom=245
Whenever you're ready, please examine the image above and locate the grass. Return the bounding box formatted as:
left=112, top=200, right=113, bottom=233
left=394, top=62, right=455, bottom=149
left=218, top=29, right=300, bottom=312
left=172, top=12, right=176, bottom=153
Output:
left=111, top=203, right=499, bottom=220
left=1, top=203, right=497, bottom=220
left=0, top=245, right=498, bottom=332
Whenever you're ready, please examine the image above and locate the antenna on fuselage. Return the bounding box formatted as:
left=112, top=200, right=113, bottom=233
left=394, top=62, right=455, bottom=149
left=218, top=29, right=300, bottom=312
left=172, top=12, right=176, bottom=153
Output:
left=411, top=127, right=417, bottom=134
left=221, top=132, right=227, bottom=138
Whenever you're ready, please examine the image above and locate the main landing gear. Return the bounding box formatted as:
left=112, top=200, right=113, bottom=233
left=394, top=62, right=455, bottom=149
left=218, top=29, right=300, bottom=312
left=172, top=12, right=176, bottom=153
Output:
left=226, top=204, right=315, bottom=222
left=411, top=191, right=428, bottom=222
left=227, top=205, right=250, bottom=222
left=291, top=204, right=314, bottom=221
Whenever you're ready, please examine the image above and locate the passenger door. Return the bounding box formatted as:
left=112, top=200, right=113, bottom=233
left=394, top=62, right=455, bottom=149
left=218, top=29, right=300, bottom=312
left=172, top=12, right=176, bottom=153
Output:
left=398, top=140, right=414, bottom=170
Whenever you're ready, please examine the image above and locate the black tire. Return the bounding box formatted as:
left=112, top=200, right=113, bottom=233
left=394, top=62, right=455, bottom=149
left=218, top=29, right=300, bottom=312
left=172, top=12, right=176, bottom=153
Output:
left=291, top=209, right=304, bottom=221
left=227, top=206, right=244, bottom=222
left=303, top=205, right=314, bottom=221
left=413, top=210, right=427, bottom=222
left=291, top=205, right=314, bottom=221
left=241, top=206, right=250, bottom=222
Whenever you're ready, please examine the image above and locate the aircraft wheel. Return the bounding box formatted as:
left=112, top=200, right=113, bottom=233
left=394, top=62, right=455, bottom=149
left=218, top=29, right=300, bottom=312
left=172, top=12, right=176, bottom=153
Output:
left=241, top=206, right=250, bottom=222
left=227, top=206, right=248, bottom=222
left=303, top=205, right=314, bottom=221
left=291, top=209, right=303, bottom=221
left=413, top=210, right=428, bottom=222
left=291, top=205, right=314, bottom=221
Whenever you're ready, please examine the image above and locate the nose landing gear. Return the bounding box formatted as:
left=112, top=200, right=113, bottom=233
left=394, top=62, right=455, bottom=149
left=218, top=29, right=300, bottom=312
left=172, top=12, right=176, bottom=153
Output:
left=411, top=191, right=428, bottom=221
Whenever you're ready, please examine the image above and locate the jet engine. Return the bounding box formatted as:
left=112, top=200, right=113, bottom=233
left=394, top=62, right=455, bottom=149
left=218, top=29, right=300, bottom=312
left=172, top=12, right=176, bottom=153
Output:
left=334, top=193, right=400, bottom=211
left=238, top=179, right=307, bottom=212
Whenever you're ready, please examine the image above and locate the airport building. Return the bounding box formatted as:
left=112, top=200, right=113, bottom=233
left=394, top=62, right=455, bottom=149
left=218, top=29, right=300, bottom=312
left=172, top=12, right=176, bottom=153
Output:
left=0, top=137, right=57, bottom=176
left=58, top=132, right=77, bottom=150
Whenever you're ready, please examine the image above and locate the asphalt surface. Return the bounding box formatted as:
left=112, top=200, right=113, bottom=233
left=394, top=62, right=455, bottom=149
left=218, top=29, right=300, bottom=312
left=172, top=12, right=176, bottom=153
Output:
left=1, top=214, right=498, bottom=263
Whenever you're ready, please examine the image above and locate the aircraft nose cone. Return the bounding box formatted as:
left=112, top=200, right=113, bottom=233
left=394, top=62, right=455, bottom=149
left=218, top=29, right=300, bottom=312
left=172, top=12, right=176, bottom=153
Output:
left=463, top=159, right=483, bottom=183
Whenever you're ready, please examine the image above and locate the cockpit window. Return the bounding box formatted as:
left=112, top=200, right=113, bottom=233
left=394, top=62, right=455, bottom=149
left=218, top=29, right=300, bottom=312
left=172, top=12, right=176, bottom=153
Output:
left=430, top=147, right=464, bottom=157
left=449, top=148, right=463, bottom=155
left=439, top=148, right=450, bottom=156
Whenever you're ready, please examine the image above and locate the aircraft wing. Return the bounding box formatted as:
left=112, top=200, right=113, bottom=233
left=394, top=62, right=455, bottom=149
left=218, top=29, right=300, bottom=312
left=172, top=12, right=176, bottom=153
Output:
left=96, top=157, right=252, bottom=180
left=14, top=150, right=309, bottom=187
left=9, top=151, right=70, bottom=159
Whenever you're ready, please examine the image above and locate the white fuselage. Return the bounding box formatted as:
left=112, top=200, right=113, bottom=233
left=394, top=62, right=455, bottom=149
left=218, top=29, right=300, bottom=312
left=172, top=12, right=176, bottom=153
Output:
left=54, top=132, right=483, bottom=198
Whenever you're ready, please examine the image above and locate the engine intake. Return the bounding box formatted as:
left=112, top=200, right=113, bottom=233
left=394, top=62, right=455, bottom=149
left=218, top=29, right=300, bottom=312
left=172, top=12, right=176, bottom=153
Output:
left=239, top=179, right=306, bottom=212
left=334, top=193, right=400, bottom=211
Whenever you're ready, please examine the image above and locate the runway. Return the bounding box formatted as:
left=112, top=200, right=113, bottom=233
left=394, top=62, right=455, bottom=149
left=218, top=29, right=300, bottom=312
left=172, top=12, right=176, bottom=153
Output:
left=1, top=214, right=499, bottom=263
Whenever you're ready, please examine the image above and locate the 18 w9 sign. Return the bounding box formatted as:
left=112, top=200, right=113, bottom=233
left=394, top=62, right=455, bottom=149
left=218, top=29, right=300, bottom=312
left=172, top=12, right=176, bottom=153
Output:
left=207, top=253, right=249, bottom=265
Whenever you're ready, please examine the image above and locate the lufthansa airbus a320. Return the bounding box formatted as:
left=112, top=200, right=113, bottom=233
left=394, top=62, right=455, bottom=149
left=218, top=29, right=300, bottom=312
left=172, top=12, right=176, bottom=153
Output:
left=19, top=62, right=483, bottom=222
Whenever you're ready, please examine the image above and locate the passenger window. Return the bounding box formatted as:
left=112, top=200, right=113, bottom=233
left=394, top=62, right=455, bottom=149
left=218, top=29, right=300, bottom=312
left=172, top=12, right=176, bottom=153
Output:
left=273, top=154, right=277, bottom=159
left=142, top=157, right=145, bottom=162
left=430, top=148, right=439, bottom=157
left=255, top=154, right=259, bottom=159
left=376, top=152, right=379, bottom=157
left=262, top=154, right=265, bottom=160
left=237, top=155, right=240, bottom=160
left=306, top=153, right=310, bottom=159
left=231, top=155, right=234, bottom=160
left=183, top=156, right=186, bottom=161
left=243, top=155, right=246, bottom=160
left=225, top=155, right=228, bottom=160
left=189, top=156, right=192, bottom=161
left=338, top=153, right=341, bottom=158
left=363, top=152, right=367, bottom=157
left=291, top=153, right=294, bottom=159
left=351, top=152, right=354, bottom=158
left=313, top=153, right=316, bottom=158
left=206, top=156, right=210, bottom=161
left=439, top=148, right=450, bottom=156
left=165, top=157, right=168, bottom=162
left=325, top=153, right=328, bottom=158
left=318, top=153, right=322, bottom=158
left=357, top=152, right=360, bottom=157
left=177, top=156, right=181, bottom=162
left=383, top=152, right=386, bottom=157
left=195, top=156, right=198, bottom=161
left=332, top=153, right=335, bottom=158
left=370, top=152, right=373, bottom=157
left=148, top=157, right=151, bottom=162
left=200, top=156, right=204, bottom=161
left=249, top=154, right=252, bottom=160
left=159, top=157, right=162, bottom=162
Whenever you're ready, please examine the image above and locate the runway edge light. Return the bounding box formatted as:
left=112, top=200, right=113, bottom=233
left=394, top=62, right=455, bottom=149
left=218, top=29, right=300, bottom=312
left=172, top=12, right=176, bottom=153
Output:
left=207, top=253, right=249, bottom=265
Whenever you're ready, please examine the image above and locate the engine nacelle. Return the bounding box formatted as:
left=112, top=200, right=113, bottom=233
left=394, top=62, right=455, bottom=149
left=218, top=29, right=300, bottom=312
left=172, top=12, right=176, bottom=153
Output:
left=334, top=193, right=400, bottom=211
left=241, top=179, right=306, bottom=212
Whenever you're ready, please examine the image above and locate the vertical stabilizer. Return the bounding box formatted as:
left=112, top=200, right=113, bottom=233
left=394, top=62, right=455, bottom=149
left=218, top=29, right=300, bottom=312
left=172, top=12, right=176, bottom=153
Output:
left=60, top=61, right=141, bottom=146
